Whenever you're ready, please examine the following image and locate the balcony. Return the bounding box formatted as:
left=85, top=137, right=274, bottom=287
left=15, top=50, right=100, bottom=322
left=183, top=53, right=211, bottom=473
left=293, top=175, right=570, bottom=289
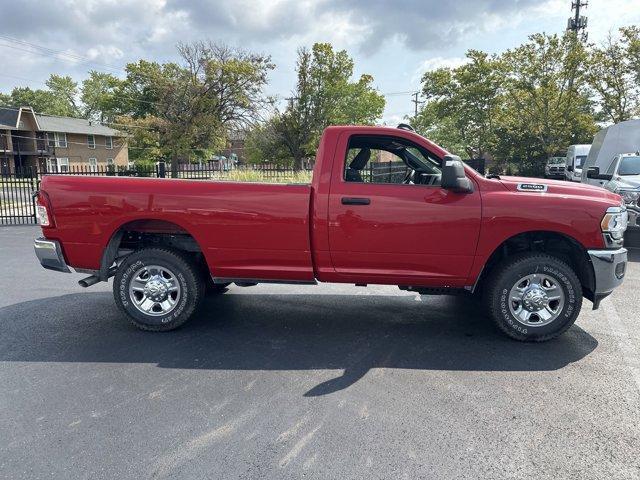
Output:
left=5, top=132, right=53, bottom=156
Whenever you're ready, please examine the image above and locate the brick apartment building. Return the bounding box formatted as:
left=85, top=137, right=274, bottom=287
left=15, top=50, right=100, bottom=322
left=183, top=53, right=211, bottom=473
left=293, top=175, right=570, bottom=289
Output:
left=0, top=106, right=128, bottom=173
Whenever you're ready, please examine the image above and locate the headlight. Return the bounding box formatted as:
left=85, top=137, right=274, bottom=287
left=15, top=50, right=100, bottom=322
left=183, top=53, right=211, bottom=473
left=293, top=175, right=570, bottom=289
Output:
left=601, top=206, right=628, bottom=240
left=616, top=188, right=640, bottom=207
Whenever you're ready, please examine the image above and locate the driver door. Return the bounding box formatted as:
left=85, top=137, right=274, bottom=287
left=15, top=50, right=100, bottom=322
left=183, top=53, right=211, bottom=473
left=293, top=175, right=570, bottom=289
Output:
left=327, top=133, right=481, bottom=286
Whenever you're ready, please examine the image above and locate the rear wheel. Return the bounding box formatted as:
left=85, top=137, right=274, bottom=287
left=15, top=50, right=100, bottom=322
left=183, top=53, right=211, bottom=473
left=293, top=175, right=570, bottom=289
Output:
left=113, top=248, right=204, bottom=331
left=485, top=253, right=582, bottom=341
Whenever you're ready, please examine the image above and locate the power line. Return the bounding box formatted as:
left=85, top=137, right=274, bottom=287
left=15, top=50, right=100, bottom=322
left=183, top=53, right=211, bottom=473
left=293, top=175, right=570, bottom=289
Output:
left=0, top=34, right=425, bottom=128
left=381, top=91, right=416, bottom=96
left=0, top=34, right=129, bottom=74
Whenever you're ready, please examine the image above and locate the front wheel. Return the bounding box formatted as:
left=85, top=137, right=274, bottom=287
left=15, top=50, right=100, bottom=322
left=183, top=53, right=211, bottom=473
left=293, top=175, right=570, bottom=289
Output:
left=113, top=248, right=204, bottom=331
left=485, top=253, right=582, bottom=342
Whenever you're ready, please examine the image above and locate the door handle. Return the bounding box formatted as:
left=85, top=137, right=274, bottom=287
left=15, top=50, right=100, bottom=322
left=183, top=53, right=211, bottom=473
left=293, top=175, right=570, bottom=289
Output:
left=341, top=197, right=370, bottom=205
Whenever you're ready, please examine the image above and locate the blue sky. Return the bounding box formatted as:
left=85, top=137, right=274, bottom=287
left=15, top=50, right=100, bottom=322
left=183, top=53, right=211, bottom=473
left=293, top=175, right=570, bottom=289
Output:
left=0, top=0, right=638, bottom=125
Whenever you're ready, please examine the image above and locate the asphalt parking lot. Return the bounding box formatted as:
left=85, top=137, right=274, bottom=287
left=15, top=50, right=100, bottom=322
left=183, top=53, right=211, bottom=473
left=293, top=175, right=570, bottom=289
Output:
left=1, top=226, right=639, bottom=479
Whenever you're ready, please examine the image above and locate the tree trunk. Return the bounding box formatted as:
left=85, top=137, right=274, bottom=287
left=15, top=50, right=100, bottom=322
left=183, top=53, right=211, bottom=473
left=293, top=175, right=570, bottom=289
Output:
left=171, top=154, right=179, bottom=178
left=293, top=155, right=305, bottom=171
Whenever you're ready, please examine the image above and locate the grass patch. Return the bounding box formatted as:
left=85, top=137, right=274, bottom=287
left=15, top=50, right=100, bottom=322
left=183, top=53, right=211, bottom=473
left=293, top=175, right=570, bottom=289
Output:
left=219, top=170, right=312, bottom=184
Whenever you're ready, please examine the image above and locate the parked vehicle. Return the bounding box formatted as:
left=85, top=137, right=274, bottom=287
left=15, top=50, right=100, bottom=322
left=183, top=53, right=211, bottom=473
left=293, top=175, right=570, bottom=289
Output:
left=564, top=144, right=591, bottom=182
left=587, top=152, right=640, bottom=232
left=34, top=125, right=628, bottom=342
left=544, top=157, right=566, bottom=179
left=581, top=119, right=640, bottom=184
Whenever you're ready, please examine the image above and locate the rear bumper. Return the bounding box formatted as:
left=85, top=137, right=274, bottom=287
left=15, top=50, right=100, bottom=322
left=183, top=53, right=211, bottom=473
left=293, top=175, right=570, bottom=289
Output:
left=34, top=237, right=71, bottom=273
left=588, top=247, right=627, bottom=308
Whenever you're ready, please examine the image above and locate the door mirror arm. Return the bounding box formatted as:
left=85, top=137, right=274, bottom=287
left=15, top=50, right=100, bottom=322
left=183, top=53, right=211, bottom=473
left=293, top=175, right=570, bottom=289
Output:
left=586, top=166, right=613, bottom=181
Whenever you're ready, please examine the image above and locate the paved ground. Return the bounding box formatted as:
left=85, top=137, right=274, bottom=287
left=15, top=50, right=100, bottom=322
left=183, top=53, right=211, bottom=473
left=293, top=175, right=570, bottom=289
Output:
left=1, top=226, right=639, bottom=480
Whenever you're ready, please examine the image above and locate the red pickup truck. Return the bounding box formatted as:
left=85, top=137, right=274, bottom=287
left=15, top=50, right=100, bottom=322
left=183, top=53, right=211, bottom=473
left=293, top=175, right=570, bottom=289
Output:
left=34, top=125, right=629, bottom=341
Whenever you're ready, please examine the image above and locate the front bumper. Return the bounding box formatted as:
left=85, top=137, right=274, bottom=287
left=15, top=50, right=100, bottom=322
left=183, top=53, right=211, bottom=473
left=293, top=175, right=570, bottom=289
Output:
left=34, top=237, right=71, bottom=273
left=588, top=247, right=627, bottom=308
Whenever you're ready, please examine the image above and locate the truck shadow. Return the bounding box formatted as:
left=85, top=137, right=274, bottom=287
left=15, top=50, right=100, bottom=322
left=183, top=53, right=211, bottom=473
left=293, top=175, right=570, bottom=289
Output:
left=0, top=291, right=598, bottom=397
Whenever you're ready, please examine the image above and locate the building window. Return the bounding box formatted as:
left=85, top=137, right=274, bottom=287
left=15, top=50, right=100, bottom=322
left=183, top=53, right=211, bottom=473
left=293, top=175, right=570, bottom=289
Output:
left=46, top=158, right=57, bottom=172
left=105, top=136, right=113, bottom=149
left=88, top=158, right=98, bottom=172
left=57, top=157, right=69, bottom=173
left=106, top=158, right=114, bottom=165
left=47, top=132, right=67, bottom=148
left=87, top=134, right=95, bottom=149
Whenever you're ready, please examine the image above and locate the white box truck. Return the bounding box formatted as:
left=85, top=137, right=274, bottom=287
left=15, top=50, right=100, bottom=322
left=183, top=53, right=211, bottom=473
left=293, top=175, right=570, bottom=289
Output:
left=564, top=144, right=591, bottom=182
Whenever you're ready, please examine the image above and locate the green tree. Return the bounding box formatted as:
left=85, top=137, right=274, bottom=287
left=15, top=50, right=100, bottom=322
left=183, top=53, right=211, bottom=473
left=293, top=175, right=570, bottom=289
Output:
left=411, top=102, right=467, bottom=156
left=252, top=43, right=385, bottom=169
left=621, top=26, right=640, bottom=83
left=2, top=74, right=80, bottom=117
left=414, top=50, right=505, bottom=159
left=45, top=74, right=81, bottom=116
left=499, top=33, right=597, bottom=174
left=115, top=42, right=274, bottom=173
left=587, top=30, right=640, bottom=124
left=115, top=60, right=164, bottom=119
left=81, top=71, right=122, bottom=122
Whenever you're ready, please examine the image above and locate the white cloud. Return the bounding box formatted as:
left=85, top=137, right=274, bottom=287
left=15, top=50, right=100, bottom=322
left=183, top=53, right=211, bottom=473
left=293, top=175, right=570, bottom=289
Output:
left=411, top=56, right=469, bottom=84
left=86, top=46, right=124, bottom=61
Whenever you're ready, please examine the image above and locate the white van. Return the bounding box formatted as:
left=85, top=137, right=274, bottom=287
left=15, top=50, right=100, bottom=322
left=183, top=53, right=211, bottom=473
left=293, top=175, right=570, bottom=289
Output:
left=564, top=144, right=590, bottom=182
left=581, top=119, right=640, bottom=184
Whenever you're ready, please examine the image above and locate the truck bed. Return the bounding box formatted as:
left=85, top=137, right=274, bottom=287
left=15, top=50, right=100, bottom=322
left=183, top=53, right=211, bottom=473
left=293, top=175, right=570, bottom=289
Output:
left=41, top=175, right=315, bottom=281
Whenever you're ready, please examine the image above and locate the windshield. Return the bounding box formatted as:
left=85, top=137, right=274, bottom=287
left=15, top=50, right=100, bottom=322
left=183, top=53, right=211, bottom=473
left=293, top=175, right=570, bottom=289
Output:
left=575, top=155, right=587, bottom=168
left=618, top=156, right=640, bottom=176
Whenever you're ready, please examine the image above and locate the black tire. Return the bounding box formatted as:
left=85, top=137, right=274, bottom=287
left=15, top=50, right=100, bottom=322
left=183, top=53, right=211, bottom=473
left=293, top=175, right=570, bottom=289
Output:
left=113, top=248, right=204, bottom=331
left=484, top=253, right=582, bottom=342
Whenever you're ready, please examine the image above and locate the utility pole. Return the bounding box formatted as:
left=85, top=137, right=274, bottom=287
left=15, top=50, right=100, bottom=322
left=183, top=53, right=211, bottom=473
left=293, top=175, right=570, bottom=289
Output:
left=411, top=92, right=423, bottom=117
left=567, top=1, right=588, bottom=42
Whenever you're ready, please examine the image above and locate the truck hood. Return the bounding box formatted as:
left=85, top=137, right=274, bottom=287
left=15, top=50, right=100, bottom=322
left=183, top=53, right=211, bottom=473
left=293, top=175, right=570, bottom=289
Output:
left=497, top=176, right=621, bottom=203
left=610, top=175, right=640, bottom=189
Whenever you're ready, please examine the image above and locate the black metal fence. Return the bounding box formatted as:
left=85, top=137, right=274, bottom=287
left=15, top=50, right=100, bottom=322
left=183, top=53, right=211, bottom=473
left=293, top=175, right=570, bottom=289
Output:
left=0, top=163, right=314, bottom=225
left=0, top=167, right=38, bottom=225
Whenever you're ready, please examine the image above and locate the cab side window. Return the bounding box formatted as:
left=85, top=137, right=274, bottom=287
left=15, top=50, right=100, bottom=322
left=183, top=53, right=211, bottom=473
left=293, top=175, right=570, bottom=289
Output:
left=344, top=135, right=442, bottom=186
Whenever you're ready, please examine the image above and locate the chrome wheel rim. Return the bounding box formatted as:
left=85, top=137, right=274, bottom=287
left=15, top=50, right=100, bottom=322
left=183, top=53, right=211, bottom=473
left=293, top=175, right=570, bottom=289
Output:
left=508, top=273, right=565, bottom=327
left=128, top=265, right=181, bottom=317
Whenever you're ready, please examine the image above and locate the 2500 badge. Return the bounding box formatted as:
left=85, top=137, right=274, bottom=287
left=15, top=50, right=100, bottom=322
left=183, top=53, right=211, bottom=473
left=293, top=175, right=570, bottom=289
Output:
left=517, top=183, right=548, bottom=192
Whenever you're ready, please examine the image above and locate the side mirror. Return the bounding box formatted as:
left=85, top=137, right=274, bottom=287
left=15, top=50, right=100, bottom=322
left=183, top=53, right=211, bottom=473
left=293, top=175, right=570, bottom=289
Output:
left=587, top=166, right=613, bottom=181
left=441, top=155, right=473, bottom=193
left=566, top=165, right=574, bottom=172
